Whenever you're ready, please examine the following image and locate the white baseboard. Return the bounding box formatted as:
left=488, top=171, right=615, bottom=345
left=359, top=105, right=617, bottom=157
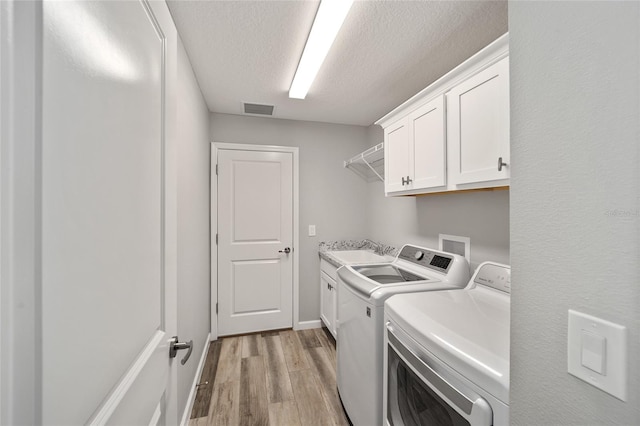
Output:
left=294, top=319, right=322, bottom=330
left=180, top=333, right=211, bottom=426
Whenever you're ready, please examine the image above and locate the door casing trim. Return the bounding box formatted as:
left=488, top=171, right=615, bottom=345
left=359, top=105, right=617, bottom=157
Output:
left=210, top=142, right=300, bottom=340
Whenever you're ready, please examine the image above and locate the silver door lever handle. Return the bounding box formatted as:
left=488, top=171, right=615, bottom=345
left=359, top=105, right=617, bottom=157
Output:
left=278, top=247, right=291, bottom=254
left=169, top=336, right=193, bottom=365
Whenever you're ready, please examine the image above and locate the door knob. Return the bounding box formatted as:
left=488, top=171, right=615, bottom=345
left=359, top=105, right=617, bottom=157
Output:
left=278, top=247, right=291, bottom=254
left=169, top=336, right=193, bottom=365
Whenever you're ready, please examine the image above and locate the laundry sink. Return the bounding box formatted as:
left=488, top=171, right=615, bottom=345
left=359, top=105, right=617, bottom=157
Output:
left=329, top=250, right=388, bottom=264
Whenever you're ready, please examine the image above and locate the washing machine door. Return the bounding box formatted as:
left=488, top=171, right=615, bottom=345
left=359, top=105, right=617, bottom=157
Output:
left=386, top=323, right=493, bottom=426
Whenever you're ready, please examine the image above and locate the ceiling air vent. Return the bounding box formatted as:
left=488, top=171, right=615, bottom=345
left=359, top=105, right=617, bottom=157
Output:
left=243, top=103, right=275, bottom=116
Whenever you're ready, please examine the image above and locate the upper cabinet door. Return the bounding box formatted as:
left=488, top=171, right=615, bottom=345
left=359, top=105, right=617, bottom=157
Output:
left=449, top=57, right=510, bottom=185
left=411, top=95, right=446, bottom=189
left=384, top=118, right=410, bottom=193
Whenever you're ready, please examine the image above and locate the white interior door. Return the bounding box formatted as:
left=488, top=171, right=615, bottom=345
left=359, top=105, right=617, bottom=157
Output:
left=40, top=1, right=178, bottom=424
left=217, top=148, right=294, bottom=336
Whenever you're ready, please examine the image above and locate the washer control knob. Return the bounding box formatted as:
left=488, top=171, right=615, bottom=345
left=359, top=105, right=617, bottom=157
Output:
left=414, top=251, right=424, bottom=261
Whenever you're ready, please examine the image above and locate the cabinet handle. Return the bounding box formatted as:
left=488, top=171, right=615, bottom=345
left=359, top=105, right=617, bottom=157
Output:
left=406, top=175, right=412, bottom=184
left=498, top=157, right=508, bottom=172
left=401, top=176, right=406, bottom=186
left=401, top=176, right=413, bottom=186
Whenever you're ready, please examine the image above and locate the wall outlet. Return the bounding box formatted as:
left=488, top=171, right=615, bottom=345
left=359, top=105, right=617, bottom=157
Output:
left=308, top=225, right=316, bottom=237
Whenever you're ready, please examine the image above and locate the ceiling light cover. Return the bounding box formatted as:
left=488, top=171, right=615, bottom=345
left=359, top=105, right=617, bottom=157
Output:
left=288, top=0, right=354, bottom=99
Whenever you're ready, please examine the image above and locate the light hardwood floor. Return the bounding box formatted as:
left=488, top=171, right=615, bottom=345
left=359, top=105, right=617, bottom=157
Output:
left=189, top=328, right=350, bottom=426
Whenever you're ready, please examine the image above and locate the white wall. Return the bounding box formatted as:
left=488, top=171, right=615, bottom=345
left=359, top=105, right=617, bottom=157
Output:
left=365, top=125, right=510, bottom=271
left=509, top=2, right=640, bottom=424
left=176, top=38, right=211, bottom=420
left=210, top=113, right=369, bottom=322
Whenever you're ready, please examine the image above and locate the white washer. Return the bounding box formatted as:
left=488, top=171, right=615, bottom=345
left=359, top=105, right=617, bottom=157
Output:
left=384, top=262, right=511, bottom=426
left=336, top=245, right=470, bottom=426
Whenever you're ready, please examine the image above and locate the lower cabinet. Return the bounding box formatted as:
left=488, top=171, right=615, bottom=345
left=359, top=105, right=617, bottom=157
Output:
left=320, top=259, right=338, bottom=338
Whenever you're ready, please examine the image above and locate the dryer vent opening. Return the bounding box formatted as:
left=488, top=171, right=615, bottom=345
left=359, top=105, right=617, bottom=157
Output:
left=244, top=103, right=275, bottom=116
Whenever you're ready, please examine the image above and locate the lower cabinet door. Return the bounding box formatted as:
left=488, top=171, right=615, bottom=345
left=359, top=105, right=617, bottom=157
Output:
left=320, top=271, right=337, bottom=338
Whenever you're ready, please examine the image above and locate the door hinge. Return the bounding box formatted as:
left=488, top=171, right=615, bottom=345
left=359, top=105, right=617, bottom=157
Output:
left=215, top=303, right=218, bottom=314
left=215, top=233, right=218, bottom=245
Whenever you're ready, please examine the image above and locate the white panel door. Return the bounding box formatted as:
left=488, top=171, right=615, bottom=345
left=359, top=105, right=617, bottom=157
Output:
left=217, top=149, right=294, bottom=336
left=411, top=95, right=447, bottom=190
left=384, top=118, right=410, bottom=194
left=449, top=57, right=510, bottom=184
left=41, top=1, right=178, bottom=424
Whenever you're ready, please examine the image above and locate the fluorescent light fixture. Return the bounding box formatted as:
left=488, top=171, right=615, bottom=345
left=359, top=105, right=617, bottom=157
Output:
left=289, top=0, right=354, bottom=99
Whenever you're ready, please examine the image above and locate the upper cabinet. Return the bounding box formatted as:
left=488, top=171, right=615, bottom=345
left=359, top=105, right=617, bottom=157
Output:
left=411, top=95, right=447, bottom=189
left=385, top=95, right=446, bottom=194
left=384, top=117, right=410, bottom=193
left=376, top=34, right=509, bottom=196
left=448, top=57, right=510, bottom=185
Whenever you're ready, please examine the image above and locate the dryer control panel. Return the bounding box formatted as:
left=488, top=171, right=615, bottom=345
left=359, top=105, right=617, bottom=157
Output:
left=473, top=262, right=511, bottom=293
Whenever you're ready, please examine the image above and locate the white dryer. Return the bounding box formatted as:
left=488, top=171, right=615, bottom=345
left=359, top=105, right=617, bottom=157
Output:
left=336, top=245, right=470, bottom=426
left=384, top=262, right=511, bottom=426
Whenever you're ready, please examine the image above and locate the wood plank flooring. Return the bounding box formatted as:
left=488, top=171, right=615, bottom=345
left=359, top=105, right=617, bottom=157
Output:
left=191, top=340, right=223, bottom=418
left=189, top=328, right=349, bottom=426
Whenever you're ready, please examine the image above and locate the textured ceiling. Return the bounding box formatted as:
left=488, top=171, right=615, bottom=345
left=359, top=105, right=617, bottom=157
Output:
left=167, top=0, right=508, bottom=126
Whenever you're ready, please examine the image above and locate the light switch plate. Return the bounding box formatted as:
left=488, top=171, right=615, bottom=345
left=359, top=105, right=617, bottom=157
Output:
left=568, top=310, right=627, bottom=401
left=308, top=225, right=316, bottom=237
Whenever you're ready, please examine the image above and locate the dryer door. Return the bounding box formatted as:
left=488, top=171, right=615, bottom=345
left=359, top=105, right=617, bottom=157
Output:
left=386, top=323, right=492, bottom=426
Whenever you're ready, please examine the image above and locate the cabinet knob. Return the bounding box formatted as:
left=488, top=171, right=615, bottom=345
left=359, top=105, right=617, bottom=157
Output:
left=498, top=157, right=508, bottom=172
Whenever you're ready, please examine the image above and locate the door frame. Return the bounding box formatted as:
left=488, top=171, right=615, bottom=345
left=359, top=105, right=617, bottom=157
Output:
left=210, top=143, right=299, bottom=340
left=0, top=1, right=43, bottom=423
